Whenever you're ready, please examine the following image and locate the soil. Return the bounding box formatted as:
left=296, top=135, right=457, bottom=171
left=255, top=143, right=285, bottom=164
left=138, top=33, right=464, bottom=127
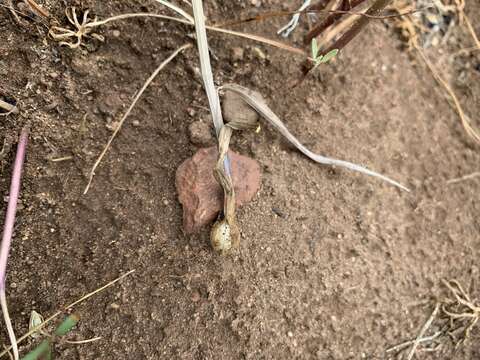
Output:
left=1, top=0, right=480, bottom=359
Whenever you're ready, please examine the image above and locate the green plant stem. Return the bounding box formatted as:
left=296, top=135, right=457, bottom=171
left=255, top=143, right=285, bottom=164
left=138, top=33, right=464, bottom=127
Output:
left=20, top=314, right=79, bottom=360
left=53, top=314, right=79, bottom=337
left=20, top=340, right=50, bottom=360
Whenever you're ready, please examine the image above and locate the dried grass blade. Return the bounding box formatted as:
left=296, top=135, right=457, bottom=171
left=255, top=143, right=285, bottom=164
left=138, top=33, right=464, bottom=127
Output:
left=221, top=83, right=410, bottom=192
left=152, top=0, right=194, bottom=23
left=192, top=0, right=224, bottom=136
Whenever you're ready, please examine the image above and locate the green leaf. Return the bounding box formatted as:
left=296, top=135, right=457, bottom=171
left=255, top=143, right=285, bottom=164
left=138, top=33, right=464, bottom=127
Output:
left=311, top=39, right=319, bottom=60
left=319, top=49, right=339, bottom=64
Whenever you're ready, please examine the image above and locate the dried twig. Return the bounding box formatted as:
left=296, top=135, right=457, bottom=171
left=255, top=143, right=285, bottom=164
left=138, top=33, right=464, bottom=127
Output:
left=322, top=0, right=394, bottom=53
left=83, top=43, right=191, bottom=194
left=0, top=99, right=19, bottom=116
left=446, top=171, right=480, bottom=184
left=386, top=331, right=442, bottom=353
left=24, top=0, right=50, bottom=18
left=407, top=302, right=441, bottom=360
left=49, top=11, right=306, bottom=56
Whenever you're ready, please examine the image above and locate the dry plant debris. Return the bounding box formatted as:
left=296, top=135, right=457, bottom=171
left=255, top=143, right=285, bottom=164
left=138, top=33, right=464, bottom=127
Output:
left=392, top=0, right=480, bottom=144
left=49, top=7, right=104, bottom=49
left=441, top=279, right=480, bottom=347
left=387, top=279, right=480, bottom=358
left=0, top=270, right=135, bottom=359
left=0, top=99, right=19, bottom=116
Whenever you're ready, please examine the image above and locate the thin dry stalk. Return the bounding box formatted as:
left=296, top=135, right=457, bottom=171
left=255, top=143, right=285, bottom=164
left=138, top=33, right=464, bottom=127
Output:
left=415, top=46, right=480, bottom=144
left=51, top=11, right=306, bottom=56
left=216, top=6, right=429, bottom=28
left=446, top=171, right=480, bottom=184
left=323, top=0, right=394, bottom=53
left=407, top=302, right=441, bottom=360
left=83, top=43, right=191, bottom=194
left=191, top=0, right=224, bottom=136
left=314, top=9, right=364, bottom=51
left=462, top=14, right=480, bottom=49
left=0, top=270, right=135, bottom=358
left=0, top=99, right=19, bottom=115
left=386, top=331, right=442, bottom=353
left=152, top=0, right=194, bottom=23
left=64, top=336, right=102, bottom=345
left=25, top=0, right=50, bottom=18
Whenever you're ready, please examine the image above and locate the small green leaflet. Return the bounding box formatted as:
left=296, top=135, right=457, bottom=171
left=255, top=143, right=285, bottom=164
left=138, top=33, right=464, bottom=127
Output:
left=318, top=49, right=339, bottom=64
left=311, top=39, right=339, bottom=66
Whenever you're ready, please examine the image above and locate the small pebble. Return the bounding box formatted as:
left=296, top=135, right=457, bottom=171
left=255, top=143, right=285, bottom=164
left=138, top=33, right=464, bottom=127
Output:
left=188, top=121, right=214, bottom=147
left=191, top=290, right=201, bottom=302
left=231, top=47, right=244, bottom=62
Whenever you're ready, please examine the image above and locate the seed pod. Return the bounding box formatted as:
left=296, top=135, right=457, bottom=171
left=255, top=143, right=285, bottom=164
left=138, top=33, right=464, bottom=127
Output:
left=210, top=219, right=239, bottom=255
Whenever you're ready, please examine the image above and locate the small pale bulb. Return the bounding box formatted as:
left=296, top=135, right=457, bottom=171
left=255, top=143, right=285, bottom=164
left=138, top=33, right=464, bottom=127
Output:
left=210, top=219, right=233, bottom=255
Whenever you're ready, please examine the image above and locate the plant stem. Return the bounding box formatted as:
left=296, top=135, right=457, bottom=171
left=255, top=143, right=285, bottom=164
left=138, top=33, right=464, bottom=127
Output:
left=323, top=0, right=393, bottom=53
left=304, top=0, right=368, bottom=44
left=0, top=127, right=29, bottom=360
left=191, top=0, right=232, bottom=177
left=20, top=314, right=79, bottom=360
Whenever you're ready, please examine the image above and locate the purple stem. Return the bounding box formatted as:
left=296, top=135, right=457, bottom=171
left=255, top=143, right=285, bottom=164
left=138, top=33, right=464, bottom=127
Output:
left=0, top=128, right=28, bottom=291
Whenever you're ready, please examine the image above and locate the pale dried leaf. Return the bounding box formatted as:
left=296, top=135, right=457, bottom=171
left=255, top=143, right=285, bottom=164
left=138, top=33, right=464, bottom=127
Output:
left=221, top=83, right=410, bottom=192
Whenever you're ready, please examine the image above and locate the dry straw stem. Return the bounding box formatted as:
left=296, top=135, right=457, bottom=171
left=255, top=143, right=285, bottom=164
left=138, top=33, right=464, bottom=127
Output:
left=221, top=83, right=410, bottom=191
left=64, top=336, right=102, bottom=345
left=52, top=11, right=306, bottom=56
left=446, top=171, right=480, bottom=184
left=191, top=0, right=224, bottom=136
left=24, top=0, right=50, bottom=18
left=415, top=46, right=480, bottom=145
left=0, top=99, right=19, bottom=115
left=386, top=331, right=442, bottom=354
left=152, top=0, right=194, bottom=23
left=406, top=302, right=441, bottom=360
left=215, top=6, right=429, bottom=28
left=83, top=43, right=191, bottom=194
left=0, top=270, right=135, bottom=359
left=462, top=15, right=480, bottom=49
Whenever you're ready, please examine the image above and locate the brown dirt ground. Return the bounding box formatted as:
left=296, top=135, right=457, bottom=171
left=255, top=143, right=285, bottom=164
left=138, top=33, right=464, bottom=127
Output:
left=1, top=0, right=480, bottom=359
